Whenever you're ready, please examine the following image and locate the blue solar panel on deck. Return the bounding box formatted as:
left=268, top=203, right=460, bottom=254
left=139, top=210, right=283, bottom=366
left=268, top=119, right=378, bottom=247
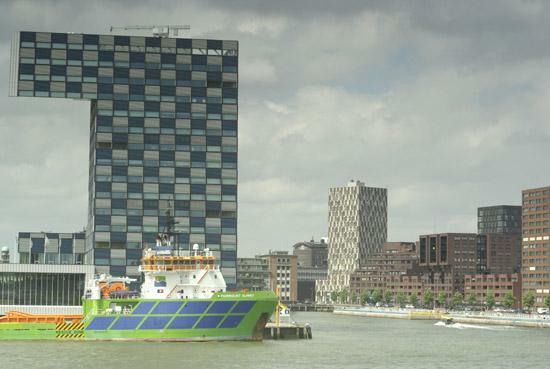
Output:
left=132, top=301, right=156, bottom=315
left=196, top=315, right=224, bottom=329
left=139, top=316, right=171, bottom=330
left=207, top=301, right=235, bottom=314
left=110, top=316, right=143, bottom=330
left=86, top=316, right=116, bottom=330
left=179, top=301, right=211, bottom=314
left=220, top=315, right=244, bottom=328
left=152, top=301, right=183, bottom=314
left=168, top=316, right=199, bottom=329
left=231, top=300, right=256, bottom=314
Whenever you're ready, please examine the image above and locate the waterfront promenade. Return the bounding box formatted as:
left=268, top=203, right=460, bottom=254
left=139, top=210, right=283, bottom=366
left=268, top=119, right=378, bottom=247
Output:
left=334, top=306, right=550, bottom=328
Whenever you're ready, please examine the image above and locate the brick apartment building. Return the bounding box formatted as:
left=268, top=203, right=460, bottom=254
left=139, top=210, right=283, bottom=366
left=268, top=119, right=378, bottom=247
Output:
left=464, top=273, right=521, bottom=308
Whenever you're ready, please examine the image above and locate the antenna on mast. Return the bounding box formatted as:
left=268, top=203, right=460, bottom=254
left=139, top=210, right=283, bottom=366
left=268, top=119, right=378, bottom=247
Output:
left=109, top=25, right=191, bottom=38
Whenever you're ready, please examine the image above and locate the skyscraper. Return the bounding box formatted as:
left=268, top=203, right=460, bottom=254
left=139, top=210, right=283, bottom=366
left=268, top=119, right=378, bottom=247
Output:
left=521, top=185, right=550, bottom=306
left=316, top=180, right=387, bottom=303
left=10, top=31, right=238, bottom=287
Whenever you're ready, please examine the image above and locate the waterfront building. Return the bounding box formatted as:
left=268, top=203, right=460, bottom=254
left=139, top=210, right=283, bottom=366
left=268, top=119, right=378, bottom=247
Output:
left=0, top=263, right=95, bottom=315
left=478, top=205, right=522, bottom=234
left=260, top=251, right=298, bottom=302
left=521, top=186, right=550, bottom=306
left=293, top=238, right=328, bottom=268
left=0, top=248, right=9, bottom=264
left=477, top=205, right=522, bottom=274
left=16, top=232, right=86, bottom=265
left=349, top=241, right=454, bottom=305
left=10, top=31, right=239, bottom=287
left=236, top=257, right=269, bottom=291
left=418, top=233, right=478, bottom=290
left=350, top=242, right=417, bottom=296
left=464, top=273, right=521, bottom=309
left=316, top=180, right=387, bottom=303
left=476, top=233, right=522, bottom=274
left=293, top=238, right=328, bottom=302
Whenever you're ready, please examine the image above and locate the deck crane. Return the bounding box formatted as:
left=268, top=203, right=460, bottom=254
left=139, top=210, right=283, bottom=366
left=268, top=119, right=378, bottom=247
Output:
left=109, top=25, right=190, bottom=38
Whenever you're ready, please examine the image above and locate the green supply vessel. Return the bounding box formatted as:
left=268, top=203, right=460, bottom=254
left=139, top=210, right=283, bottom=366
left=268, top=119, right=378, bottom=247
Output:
left=0, top=215, right=278, bottom=341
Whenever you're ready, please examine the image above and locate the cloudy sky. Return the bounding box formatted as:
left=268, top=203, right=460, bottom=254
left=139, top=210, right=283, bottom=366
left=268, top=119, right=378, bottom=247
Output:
left=1, top=0, right=549, bottom=257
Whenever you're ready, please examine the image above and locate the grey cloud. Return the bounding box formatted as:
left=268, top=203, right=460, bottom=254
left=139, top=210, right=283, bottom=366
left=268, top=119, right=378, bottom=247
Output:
left=1, top=0, right=549, bottom=257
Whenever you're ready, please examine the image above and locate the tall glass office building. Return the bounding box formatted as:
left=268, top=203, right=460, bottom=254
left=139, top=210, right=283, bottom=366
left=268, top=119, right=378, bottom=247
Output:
left=10, top=31, right=238, bottom=287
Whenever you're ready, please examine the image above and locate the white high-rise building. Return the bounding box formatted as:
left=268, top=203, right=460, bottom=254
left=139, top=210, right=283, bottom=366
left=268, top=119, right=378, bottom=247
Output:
left=316, top=180, right=387, bottom=303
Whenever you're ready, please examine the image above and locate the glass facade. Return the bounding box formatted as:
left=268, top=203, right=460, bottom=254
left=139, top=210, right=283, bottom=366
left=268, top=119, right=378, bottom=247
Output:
left=478, top=205, right=522, bottom=234
left=12, top=31, right=238, bottom=287
left=17, top=232, right=86, bottom=265
left=0, top=272, right=86, bottom=306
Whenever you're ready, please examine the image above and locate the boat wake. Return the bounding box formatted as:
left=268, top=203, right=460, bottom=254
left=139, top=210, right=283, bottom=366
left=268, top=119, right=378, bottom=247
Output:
left=434, top=321, right=516, bottom=331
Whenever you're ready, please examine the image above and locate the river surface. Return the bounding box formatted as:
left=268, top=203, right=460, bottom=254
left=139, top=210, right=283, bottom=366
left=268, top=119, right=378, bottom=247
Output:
left=2, top=312, right=549, bottom=369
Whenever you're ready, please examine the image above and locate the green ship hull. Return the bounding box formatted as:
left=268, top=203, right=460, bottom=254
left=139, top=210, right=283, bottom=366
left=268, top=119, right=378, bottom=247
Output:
left=0, top=291, right=278, bottom=342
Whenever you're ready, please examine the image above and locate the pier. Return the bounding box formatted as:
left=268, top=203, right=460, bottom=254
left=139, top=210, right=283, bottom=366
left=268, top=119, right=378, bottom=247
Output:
left=289, top=303, right=334, bottom=312
left=264, top=322, right=312, bottom=339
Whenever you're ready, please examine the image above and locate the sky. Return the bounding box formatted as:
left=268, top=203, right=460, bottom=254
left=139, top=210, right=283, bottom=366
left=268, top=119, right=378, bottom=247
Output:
left=0, top=0, right=549, bottom=257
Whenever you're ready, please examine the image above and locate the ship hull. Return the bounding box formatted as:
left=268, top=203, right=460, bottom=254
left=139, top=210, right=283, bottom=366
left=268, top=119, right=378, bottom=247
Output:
left=0, top=291, right=277, bottom=342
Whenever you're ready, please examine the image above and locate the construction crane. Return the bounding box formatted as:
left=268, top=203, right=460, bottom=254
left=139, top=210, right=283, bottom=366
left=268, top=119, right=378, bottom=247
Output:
left=109, top=25, right=190, bottom=38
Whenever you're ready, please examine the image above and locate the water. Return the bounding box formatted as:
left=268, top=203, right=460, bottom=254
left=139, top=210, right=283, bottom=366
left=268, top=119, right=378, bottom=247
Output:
left=1, top=312, right=549, bottom=369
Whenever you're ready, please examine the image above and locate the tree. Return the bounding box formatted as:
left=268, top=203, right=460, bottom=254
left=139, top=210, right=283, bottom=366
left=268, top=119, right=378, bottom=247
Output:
left=384, top=290, right=393, bottom=305
left=438, top=292, right=447, bottom=308
left=423, top=289, right=434, bottom=308
left=409, top=294, right=418, bottom=307
left=503, top=292, right=515, bottom=309
left=545, top=296, right=550, bottom=309
left=360, top=290, right=370, bottom=305
left=350, top=292, right=357, bottom=305
left=396, top=291, right=406, bottom=307
left=330, top=291, right=338, bottom=303
left=339, top=289, right=349, bottom=304
left=523, top=291, right=535, bottom=312
left=486, top=292, right=496, bottom=310
left=467, top=294, right=477, bottom=306
left=452, top=292, right=464, bottom=308
left=372, top=289, right=382, bottom=304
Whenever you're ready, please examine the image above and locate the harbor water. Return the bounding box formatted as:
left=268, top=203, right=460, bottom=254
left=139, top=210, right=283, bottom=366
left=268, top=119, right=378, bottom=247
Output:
left=1, top=312, right=549, bottom=369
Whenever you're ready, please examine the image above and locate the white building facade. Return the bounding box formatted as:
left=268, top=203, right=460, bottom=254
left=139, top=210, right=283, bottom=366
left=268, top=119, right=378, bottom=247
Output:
left=316, top=180, right=387, bottom=303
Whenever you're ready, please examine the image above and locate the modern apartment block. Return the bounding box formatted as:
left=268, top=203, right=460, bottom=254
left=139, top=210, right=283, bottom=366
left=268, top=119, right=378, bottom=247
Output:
left=478, top=205, right=522, bottom=234
left=521, top=186, right=550, bottom=306
left=350, top=242, right=418, bottom=295
left=464, top=273, right=521, bottom=308
left=236, top=257, right=269, bottom=291
left=16, top=232, right=86, bottom=265
left=316, top=180, right=387, bottom=303
left=418, top=233, right=478, bottom=291
left=10, top=31, right=239, bottom=287
left=477, top=205, right=522, bottom=273
left=293, top=238, right=328, bottom=302
left=476, top=233, right=521, bottom=274
left=260, top=251, right=298, bottom=302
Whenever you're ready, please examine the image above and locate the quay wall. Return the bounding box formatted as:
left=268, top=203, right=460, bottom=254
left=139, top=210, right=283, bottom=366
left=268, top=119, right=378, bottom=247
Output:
left=334, top=307, right=550, bottom=328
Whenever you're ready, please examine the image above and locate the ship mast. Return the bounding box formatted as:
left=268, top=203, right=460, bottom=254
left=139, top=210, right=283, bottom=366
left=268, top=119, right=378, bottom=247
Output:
left=161, top=199, right=179, bottom=252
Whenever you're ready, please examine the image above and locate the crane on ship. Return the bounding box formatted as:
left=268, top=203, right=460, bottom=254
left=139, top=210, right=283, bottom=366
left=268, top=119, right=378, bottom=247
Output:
left=109, top=25, right=190, bottom=38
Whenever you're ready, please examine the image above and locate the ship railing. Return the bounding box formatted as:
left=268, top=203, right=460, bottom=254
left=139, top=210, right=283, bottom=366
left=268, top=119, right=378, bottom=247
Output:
left=140, top=264, right=216, bottom=271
